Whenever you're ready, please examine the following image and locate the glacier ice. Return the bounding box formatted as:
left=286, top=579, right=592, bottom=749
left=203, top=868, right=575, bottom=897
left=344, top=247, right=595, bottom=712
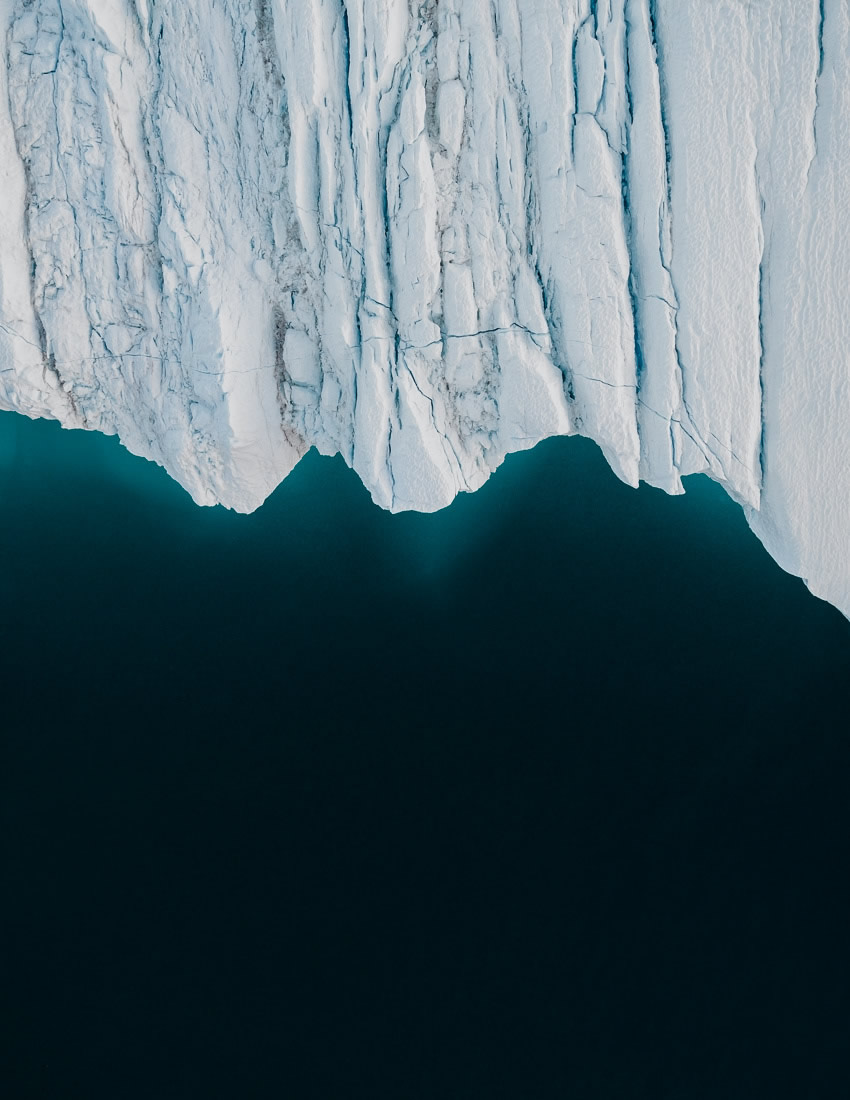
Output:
left=0, top=0, right=848, bottom=615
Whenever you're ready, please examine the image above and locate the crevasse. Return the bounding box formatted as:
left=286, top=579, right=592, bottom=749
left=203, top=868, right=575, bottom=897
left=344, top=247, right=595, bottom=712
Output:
left=1, top=0, right=848, bottom=616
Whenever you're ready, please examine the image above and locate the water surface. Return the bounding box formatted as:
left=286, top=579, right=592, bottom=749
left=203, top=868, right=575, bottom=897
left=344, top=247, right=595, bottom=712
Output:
left=2, top=412, right=848, bottom=1097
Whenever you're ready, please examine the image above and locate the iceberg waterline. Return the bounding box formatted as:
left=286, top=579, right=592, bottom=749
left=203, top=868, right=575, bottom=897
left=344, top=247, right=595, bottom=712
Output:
left=0, top=1, right=847, bottom=614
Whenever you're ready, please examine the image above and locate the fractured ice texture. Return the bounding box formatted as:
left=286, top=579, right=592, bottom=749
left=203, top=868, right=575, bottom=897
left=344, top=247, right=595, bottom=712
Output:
left=1, top=1, right=848, bottom=614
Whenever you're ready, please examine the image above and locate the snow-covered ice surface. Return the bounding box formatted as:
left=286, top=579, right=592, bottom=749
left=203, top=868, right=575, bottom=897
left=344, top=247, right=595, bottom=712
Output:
left=0, top=1, right=847, bottom=614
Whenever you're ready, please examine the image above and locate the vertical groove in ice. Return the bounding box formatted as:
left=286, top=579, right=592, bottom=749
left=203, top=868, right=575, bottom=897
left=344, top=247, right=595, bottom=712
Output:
left=0, top=0, right=848, bottom=615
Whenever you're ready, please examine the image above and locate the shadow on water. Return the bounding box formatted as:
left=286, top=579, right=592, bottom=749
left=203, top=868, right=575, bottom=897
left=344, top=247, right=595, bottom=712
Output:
left=1, top=410, right=849, bottom=1098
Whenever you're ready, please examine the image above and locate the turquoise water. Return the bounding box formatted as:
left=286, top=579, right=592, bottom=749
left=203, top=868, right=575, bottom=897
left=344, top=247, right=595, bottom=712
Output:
left=2, top=410, right=849, bottom=1096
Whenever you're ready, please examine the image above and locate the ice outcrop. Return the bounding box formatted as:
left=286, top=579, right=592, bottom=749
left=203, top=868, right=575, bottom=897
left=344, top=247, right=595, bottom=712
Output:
left=1, top=1, right=848, bottom=614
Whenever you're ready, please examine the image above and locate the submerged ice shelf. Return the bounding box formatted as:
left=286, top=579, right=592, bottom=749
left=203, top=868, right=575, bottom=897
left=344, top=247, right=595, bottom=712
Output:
left=0, top=0, right=848, bottom=615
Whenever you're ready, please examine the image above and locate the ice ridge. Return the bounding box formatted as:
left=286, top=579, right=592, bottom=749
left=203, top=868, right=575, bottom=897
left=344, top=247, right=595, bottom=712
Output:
left=0, top=0, right=848, bottom=615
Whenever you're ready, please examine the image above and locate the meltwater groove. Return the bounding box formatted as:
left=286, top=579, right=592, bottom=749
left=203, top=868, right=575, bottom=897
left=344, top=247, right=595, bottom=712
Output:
left=0, top=1, right=847, bottom=614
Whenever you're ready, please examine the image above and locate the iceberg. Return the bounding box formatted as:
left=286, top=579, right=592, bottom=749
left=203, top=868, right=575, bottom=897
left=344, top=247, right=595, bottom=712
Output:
left=1, top=0, right=848, bottom=614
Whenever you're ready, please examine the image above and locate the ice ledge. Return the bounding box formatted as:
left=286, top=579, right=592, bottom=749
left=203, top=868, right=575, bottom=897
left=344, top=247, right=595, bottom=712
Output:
left=1, top=0, right=848, bottom=617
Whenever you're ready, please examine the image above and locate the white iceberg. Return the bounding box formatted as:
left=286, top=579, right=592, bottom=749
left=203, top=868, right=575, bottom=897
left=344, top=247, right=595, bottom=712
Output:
left=1, top=0, right=847, bottom=614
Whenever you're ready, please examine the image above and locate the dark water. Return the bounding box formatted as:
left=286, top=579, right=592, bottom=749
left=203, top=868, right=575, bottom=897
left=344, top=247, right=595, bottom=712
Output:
left=2, top=411, right=849, bottom=1098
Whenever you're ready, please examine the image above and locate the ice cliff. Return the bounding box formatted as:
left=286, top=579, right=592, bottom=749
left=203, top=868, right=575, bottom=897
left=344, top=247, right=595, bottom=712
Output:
left=1, top=0, right=848, bottom=614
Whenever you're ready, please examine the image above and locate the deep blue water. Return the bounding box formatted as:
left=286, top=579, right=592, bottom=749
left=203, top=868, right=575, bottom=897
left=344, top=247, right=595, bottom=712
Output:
left=2, top=411, right=849, bottom=1097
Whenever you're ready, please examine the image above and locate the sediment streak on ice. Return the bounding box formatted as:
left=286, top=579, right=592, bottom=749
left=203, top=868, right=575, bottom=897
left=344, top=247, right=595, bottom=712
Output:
left=0, top=0, right=848, bottom=614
